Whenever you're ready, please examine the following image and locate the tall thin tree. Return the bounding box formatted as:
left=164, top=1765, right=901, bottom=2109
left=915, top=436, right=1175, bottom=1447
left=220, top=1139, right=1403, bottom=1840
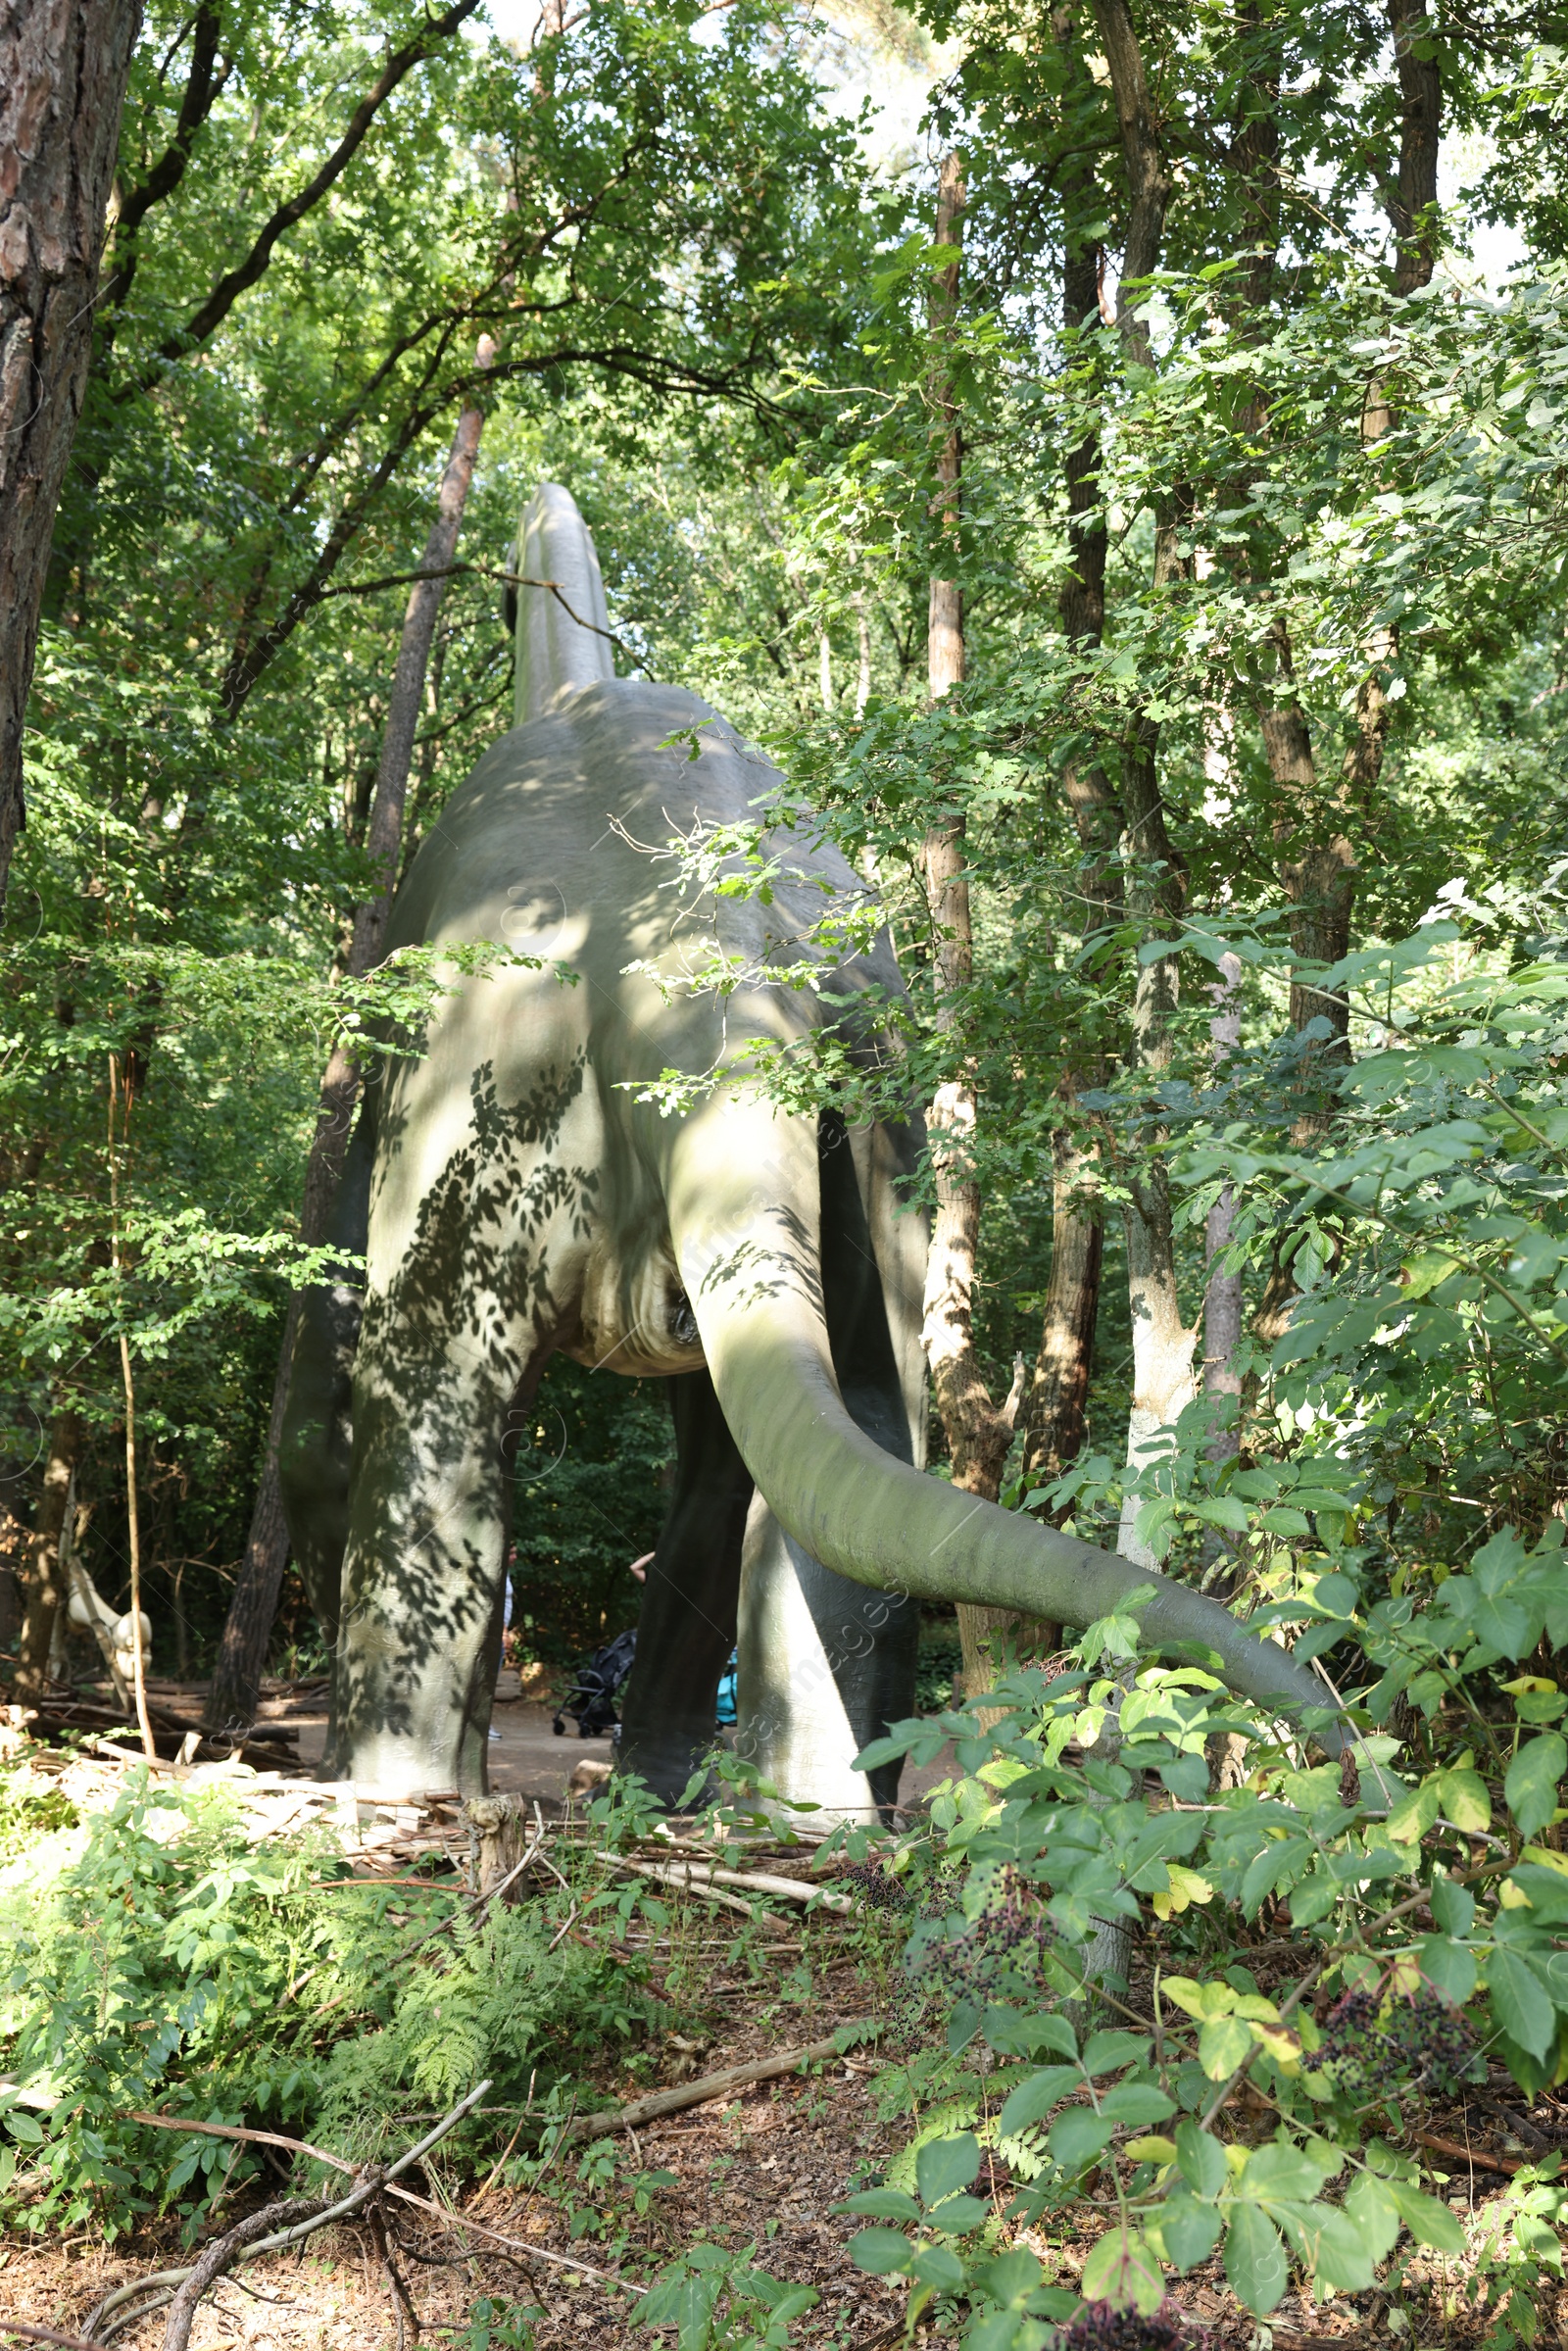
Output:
left=917, top=153, right=1029, bottom=1704
left=207, top=355, right=493, bottom=1733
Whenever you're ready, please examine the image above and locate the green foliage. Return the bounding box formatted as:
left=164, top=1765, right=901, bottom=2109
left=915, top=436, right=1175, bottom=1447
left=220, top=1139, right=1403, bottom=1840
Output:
left=639, top=2242, right=818, bottom=2351
left=0, top=1771, right=658, bottom=2236
left=508, top=1354, right=673, bottom=1664
left=840, top=1543, right=1568, bottom=2333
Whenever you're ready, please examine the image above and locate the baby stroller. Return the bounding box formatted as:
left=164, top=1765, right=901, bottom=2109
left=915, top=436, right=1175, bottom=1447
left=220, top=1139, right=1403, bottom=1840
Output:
left=553, top=1627, right=637, bottom=1739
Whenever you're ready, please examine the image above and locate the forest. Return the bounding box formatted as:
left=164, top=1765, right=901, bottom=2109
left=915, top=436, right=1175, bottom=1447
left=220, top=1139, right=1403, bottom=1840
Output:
left=3, top=0, right=1568, bottom=2345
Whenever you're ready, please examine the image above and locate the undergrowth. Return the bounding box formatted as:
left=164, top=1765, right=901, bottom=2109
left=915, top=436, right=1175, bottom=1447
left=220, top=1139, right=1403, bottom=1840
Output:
left=0, top=1773, right=667, bottom=2238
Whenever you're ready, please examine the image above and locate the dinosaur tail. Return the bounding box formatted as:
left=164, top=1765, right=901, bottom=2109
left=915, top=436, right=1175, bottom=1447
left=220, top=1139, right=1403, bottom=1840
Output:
left=513, top=481, right=615, bottom=724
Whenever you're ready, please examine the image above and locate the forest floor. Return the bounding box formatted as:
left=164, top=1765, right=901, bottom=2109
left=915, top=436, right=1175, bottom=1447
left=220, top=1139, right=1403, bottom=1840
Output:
left=4, top=1686, right=1568, bottom=2351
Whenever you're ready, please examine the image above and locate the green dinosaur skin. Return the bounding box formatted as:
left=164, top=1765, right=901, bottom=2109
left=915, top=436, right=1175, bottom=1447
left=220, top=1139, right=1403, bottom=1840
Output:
left=280, top=674, right=1342, bottom=1805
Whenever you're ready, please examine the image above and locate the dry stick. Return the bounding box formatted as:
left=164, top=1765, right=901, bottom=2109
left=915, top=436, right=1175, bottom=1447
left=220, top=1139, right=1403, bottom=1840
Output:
left=557, top=2022, right=880, bottom=2145
left=655, top=1858, right=854, bottom=1912
left=128, top=2110, right=354, bottom=2176
left=380, top=2180, right=643, bottom=2293
left=88, top=2081, right=492, bottom=2346
left=1413, top=2130, right=1521, bottom=2179
left=106, top=1053, right=156, bottom=1764
left=605, top=1854, right=797, bottom=1932
left=2, top=2326, right=113, bottom=2351
left=161, top=2195, right=329, bottom=2351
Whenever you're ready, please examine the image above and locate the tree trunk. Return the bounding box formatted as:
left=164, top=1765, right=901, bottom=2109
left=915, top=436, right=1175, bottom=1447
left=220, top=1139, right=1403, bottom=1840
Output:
left=916, top=153, right=1028, bottom=1703
left=207, top=377, right=489, bottom=1733
left=14, top=1406, right=83, bottom=1695
left=1201, top=954, right=1244, bottom=1454
left=0, top=0, right=143, bottom=918
left=1019, top=1125, right=1103, bottom=1502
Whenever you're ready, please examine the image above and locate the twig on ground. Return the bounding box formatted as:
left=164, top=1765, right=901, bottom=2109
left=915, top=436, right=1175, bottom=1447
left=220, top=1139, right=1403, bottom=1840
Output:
left=558, top=2021, right=879, bottom=2144
left=127, top=2110, right=354, bottom=2175
left=2, top=2325, right=113, bottom=2351
left=607, top=1852, right=854, bottom=1911
left=162, top=2196, right=328, bottom=2351
left=606, top=1855, right=797, bottom=1932
left=381, top=2180, right=643, bottom=2292
left=1413, top=2130, right=1523, bottom=2178
left=85, top=2081, right=493, bottom=2347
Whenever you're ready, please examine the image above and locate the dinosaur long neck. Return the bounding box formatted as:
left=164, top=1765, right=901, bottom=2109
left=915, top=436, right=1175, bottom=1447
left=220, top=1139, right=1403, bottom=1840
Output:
left=514, top=481, right=615, bottom=723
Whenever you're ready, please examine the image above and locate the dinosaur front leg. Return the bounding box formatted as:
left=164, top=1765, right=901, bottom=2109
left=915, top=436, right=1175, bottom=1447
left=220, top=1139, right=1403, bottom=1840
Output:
left=334, top=1323, right=514, bottom=1795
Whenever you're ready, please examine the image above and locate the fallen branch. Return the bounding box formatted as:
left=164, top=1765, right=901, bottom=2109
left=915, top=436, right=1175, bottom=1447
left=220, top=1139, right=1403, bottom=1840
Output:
left=1, top=2325, right=113, bottom=2351
left=558, top=2022, right=879, bottom=2144
left=652, top=1857, right=854, bottom=1913
left=127, top=2111, right=353, bottom=2176
left=606, top=1855, right=798, bottom=1932
left=381, top=2180, right=644, bottom=2292
left=1413, top=2130, right=1523, bottom=2178
left=114, top=2109, right=636, bottom=2296
left=162, top=2196, right=328, bottom=2351
left=85, top=2080, right=492, bottom=2346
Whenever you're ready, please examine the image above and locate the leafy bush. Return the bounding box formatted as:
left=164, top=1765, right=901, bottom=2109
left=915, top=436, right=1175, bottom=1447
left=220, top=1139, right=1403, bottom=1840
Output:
left=0, top=1773, right=658, bottom=2236
left=839, top=1529, right=1568, bottom=2345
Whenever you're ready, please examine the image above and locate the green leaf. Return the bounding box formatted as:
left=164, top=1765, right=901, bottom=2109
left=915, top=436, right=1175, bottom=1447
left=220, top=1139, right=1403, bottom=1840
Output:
left=1435, top=1768, right=1492, bottom=1834
left=1239, top=2140, right=1333, bottom=2205
left=1290, top=1872, right=1338, bottom=1927
left=1418, top=1934, right=1477, bottom=2007
left=928, top=2194, right=992, bottom=2236
left=1224, top=2206, right=1289, bottom=2316
left=1199, top=2015, right=1253, bottom=2081
left=998, top=2066, right=1080, bottom=2136
left=1174, top=2121, right=1227, bottom=2200
left=1387, top=2182, right=1465, bottom=2253
left=843, top=2188, right=921, bottom=2222
left=1101, top=2083, right=1176, bottom=2127
left=849, top=2229, right=914, bottom=2277
left=1432, top=1874, right=1477, bottom=1935
left=1083, top=2030, right=1149, bottom=2075
left=917, top=2133, right=981, bottom=2210
left=1346, top=2173, right=1401, bottom=2265
left=1261, top=1507, right=1312, bottom=1538
left=1489, top=1947, right=1556, bottom=2059
left=1019, top=2012, right=1078, bottom=2060
left=1157, top=2192, right=1223, bottom=2272
left=965, top=2314, right=1024, bottom=2351
left=1080, top=2228, right=1164, bottom=2315
left=980, top=2250, right=1043, bottom=2309
left=1049, top=2109, right=1118, bottom=2173
left=1505, top=1735, right=1566, bottom=1840
left=1385, top=1779, right=1442, bottom=1844
left=1302, top=2203, right=1376, bottom=2292
left=911, top=2242, right=966, bottom=2292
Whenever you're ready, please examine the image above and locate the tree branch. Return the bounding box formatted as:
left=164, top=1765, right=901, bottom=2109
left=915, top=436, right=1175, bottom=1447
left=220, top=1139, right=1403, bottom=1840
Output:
left=1088, top=0, right=1173, bottom=365
left=137, top=0, right=482, bottom=387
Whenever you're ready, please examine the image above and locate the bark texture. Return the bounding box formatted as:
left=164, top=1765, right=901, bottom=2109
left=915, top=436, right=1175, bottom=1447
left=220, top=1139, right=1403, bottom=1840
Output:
left=916, top=154, right=1031, bottom=1701
left=1018, top=1125, right=1102, bottom=1511
left=207, top=385, right=488, bottom=1732
left=0, top=0, right=142, bottom=917
left=13, top=1406, right=82, bottom=1694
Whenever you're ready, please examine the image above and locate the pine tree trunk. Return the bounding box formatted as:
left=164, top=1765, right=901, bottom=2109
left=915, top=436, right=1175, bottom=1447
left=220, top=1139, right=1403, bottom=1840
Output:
left=0, top=0, right=143, bottom=918
left=207, top=381, right=489, bottom=1732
